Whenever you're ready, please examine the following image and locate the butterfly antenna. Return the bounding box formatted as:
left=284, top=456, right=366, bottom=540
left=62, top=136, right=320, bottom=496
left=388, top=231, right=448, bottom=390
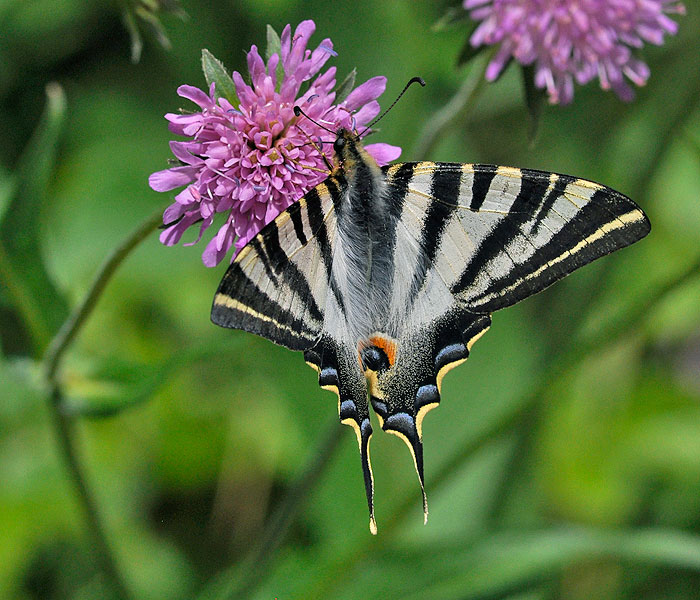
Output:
left=293, top=106, right=336, bottom=170
left=160, top=214, right=203, bottom=230
left=358, top=76, right=425, bottom=138
left=293, top=105, right=336, bottom=135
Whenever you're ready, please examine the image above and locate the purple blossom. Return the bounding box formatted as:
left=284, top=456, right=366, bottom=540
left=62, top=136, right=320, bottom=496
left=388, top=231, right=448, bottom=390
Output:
left=150, top=20, right=401, bottom=266
left=463, top=0, right=685, bottom=104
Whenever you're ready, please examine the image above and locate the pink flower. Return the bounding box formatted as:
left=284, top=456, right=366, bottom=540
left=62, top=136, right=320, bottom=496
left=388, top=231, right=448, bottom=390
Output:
left=150, top=20, right=400, bottom=266
left=463, top=0, right=685, bottom=104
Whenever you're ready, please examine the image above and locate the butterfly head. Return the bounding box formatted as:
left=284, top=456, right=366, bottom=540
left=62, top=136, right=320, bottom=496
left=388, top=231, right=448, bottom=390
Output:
left=332, top=129, right=373, bottom=172
left=333, top=129, right=358, bottom=156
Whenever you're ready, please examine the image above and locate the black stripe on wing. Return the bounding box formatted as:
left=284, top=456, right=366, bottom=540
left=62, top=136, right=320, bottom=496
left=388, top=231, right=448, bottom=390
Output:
left=212, top=262, right=318, bottom=349
left=306, top=184, right=347, bottom=316
left=249, top=237, right=278, bottom=285
left=530, top=173, right=577, bottom=236
left=288, top=201, right=308, bottom=246
left=452, top=171, right=651, bottom=312
left=451, top=167, right=553, bottom=303
left=407, top=163, right=461, bottom=303
left=212, top=175, right=347, bottom=350
left=385, top=162, right=415, bottom=285
left=469, top=163, right=497, bottom=211
left=260, top=220, right=324, bottom=323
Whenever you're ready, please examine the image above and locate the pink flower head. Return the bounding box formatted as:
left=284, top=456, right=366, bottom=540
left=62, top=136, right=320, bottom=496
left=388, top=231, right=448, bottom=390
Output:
left=150, top=20, right=401, bottom=266
left=463, top=0, right=685, bottom=104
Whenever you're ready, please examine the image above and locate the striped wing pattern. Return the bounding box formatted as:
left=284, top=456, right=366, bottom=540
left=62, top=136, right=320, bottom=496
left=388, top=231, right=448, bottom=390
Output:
left=212, top=181, right=343, bottom=351
left=212, top=151, right=650, bottom=533
left=386, top=162, right=651, bottom=319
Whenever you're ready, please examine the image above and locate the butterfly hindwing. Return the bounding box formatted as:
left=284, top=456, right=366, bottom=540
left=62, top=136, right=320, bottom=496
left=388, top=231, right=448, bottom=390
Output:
left=363, top=310, right=492, bottom=522
left=305, top=332, right=376, bottom=533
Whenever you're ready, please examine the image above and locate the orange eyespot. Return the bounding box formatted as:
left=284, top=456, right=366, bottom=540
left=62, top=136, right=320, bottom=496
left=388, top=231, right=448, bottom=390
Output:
left=358, top=334, right=398, bottom=372
left=368, top=334, right=397, bottom=367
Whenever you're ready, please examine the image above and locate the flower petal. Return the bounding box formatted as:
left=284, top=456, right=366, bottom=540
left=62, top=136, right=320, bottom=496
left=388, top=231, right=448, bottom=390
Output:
left=169, top=141, right=204, bottom=165
left=177, top=84, right=214, bottom=109
left=148, top=166, right=197, bottom=192
left=163, top=202, right=185, bottom=224
left=350, top=101, right=381, bottom=128
left=364, top=143, right=401, bottom=166
left=202, top=222, right=235, bottom=267
left=343, top=76, right=386, bottom=111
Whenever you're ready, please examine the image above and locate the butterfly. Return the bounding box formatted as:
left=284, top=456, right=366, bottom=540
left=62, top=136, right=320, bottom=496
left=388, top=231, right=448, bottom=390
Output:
left=211, top=125, right=650, bottom=534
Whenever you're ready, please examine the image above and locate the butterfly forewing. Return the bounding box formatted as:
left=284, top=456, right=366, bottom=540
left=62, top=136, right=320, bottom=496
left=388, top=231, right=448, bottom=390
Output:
left=389, top=162, right=650, bottom=315
left=211, top=183, right=340, bottom=351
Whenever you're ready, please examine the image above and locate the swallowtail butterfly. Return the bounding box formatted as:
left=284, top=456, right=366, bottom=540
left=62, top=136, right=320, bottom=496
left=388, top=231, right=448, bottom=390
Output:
left=211, top=124, right=650, bottom=534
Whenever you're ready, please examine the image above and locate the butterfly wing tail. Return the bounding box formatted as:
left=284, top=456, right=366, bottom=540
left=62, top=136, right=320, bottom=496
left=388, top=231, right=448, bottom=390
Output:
left=379, top=406, right=429, bottom=524
left=305, top=338, right=377, bottom=534
left=372, top=312, right=492, bottom=524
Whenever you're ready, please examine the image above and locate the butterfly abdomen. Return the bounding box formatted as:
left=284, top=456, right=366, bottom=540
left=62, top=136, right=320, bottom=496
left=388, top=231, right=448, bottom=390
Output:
left=334, top=134, right=398, bottom=340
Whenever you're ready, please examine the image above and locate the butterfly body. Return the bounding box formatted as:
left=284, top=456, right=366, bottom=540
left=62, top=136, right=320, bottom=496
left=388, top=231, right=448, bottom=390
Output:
left=212, top=130, right=650, bottom=533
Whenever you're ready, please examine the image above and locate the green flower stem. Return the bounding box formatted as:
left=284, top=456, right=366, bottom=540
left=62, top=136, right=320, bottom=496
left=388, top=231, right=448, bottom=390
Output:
left=198, top=420, right=344, bottom=600
left=44, top=207, right=163, bottom=381
left=43, top=207, right=163, bottom=600
left=299, top=252, right=700, bottom=600
left=412, top=55, right=489, bottom=160
left=48, top=387, right=134, bottom=600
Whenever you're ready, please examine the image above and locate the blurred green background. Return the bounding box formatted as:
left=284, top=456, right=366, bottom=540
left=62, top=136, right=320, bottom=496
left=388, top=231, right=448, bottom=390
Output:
left=2, top=1, right=700, bottom=599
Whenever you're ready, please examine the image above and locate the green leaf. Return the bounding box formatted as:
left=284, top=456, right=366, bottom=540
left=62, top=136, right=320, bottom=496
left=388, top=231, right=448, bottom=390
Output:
left=122, top=0, right=187, bottom=61
left=400, top=527, right=700, bottom=600
left=134, top=5, right=172, bottom=51
left=61, top=338, right=247, bottom=419
left=161, top=0, right=188, bottom=20
left=521, top=64, right=547, bottom=143
left=122, top=7, right=144, bottom=63
left=265, top=25, right=285, bottom=91
left=265, top=24, right=281, bottom=61
left=335, top=68, right=357, bottom=104
left=138, top=0, right=159, bottom=10
left=201, top=49, right=239, bottom=106
left=3, top=83, right=66, bottom=256
left=0, top=356, right=45, bottom=421
left=0, top=83, right=69, bottom=355
left=0, top=166, right=16, bottom=226
left=432, top=5, right=471, bottom=31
